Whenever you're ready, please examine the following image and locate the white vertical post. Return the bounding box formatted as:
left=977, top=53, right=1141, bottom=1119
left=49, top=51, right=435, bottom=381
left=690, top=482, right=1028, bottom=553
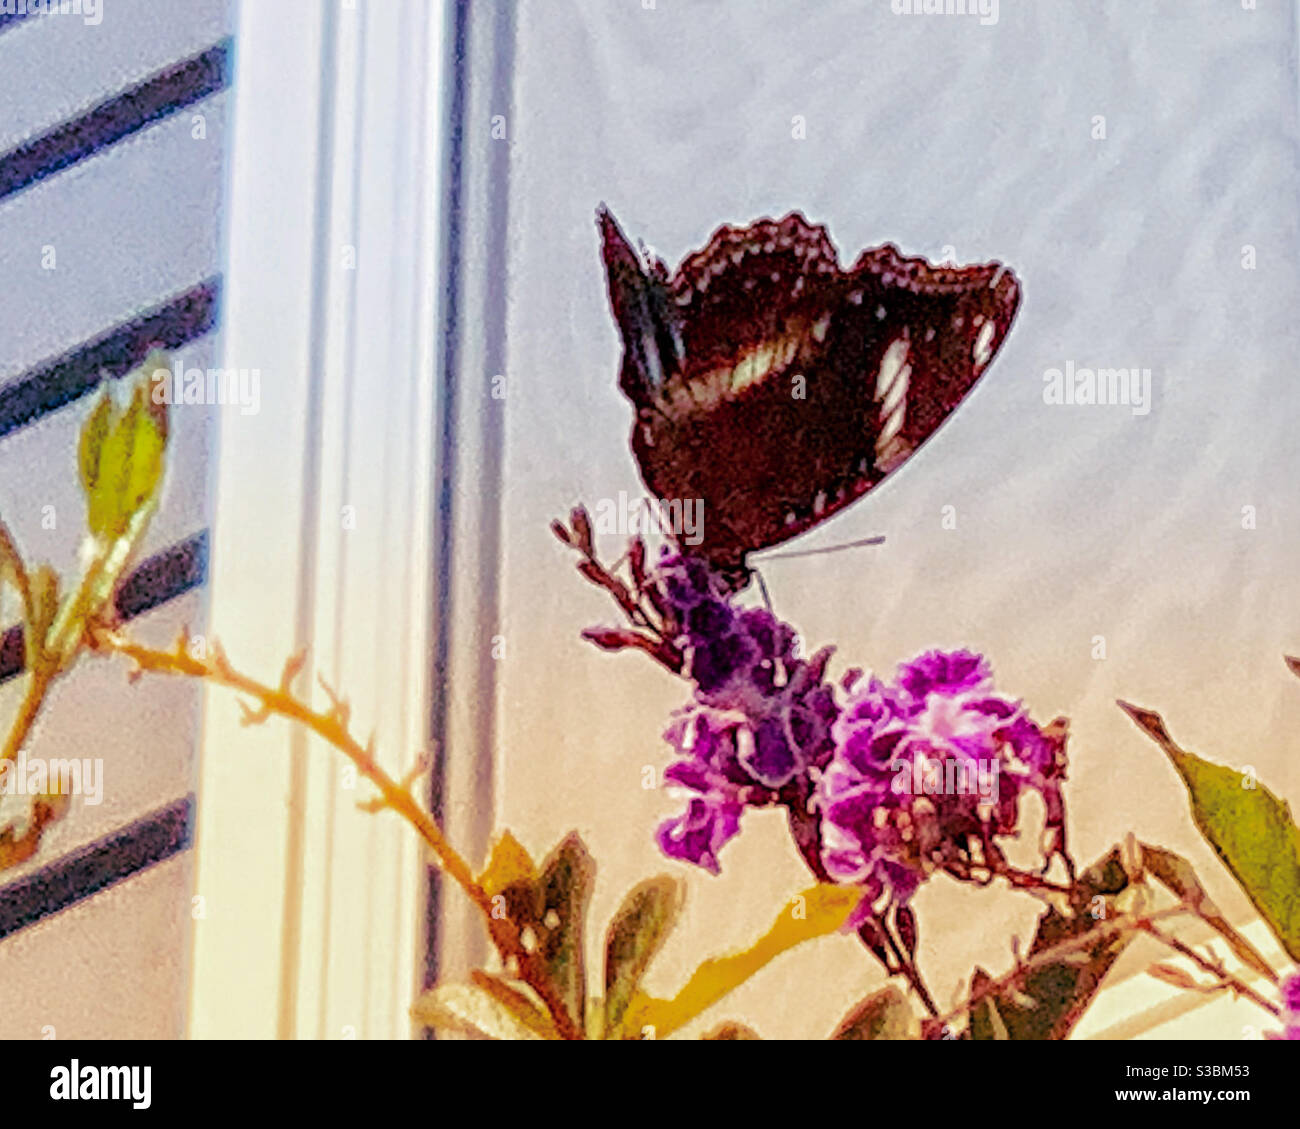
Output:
left=188, top=0, right=445, bottom=1039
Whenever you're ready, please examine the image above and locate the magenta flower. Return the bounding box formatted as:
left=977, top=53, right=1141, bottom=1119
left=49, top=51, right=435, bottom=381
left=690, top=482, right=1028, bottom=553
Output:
left=643, top=554, right=1068, bottom=902
left=1283, top=970, right=1300, bottom=1013
left=817, top=649, right=1067, bottom=911
left=1272, top=969, right=1300, bottom=1040
left=566, top=527, right=1079, bottom=990
left=651, top=554, right=836, bottom=873
left=654, top=713, right=753, bottom=875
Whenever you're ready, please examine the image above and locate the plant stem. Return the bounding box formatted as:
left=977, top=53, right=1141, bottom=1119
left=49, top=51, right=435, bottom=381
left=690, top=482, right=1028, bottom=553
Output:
left=1, top=668, right=52, bottom=765
left=932, top=903, right=1271, bottom=1032
left=1139, top=920, right=1281, bottom=1017
left=92, top=628, right=585, bottom=1040
left=982, top=862, right=1074, bottom=896
left=877, top=912, right=938, bottom=1016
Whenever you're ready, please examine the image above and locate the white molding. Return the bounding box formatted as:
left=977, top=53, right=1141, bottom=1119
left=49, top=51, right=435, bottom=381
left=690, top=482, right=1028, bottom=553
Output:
left=188, top=0, right=445, bottom=1039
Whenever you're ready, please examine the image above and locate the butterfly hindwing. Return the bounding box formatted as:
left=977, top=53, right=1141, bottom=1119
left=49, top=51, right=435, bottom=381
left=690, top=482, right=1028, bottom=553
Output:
left=845, top=244, right=1020, bottom=462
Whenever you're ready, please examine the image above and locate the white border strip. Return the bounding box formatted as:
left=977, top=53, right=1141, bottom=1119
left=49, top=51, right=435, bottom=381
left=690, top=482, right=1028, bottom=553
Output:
left=189, top=0, right=443, bottom=1039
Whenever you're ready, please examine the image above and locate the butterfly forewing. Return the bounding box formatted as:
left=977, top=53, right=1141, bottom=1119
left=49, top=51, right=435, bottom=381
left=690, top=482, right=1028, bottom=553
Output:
left=668, top=214, right=843, bottom=383
left=597, top=206, right=684, bottom=404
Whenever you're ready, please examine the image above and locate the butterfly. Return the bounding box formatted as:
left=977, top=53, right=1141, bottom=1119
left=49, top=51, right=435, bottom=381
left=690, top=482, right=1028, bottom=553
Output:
left=598, top=205, right=1022, bottom=588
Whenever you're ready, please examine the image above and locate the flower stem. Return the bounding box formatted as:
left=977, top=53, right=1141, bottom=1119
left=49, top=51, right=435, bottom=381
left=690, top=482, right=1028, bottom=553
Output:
left=91, top=627, right=585, bottom=1040
left=876, top=912, right=938, bottom=1016
left=1139, top=920, right=1280, bottom=1017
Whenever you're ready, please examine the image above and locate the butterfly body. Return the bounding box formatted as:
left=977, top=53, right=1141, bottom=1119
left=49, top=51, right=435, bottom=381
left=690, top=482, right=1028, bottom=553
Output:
left=599, top=206, right=1021, bottom=580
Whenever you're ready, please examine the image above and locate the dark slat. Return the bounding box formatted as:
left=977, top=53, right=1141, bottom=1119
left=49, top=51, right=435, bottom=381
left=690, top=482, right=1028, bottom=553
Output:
left=0, top=277, right=220, bottom=440
left=0, top=796, right=193, bottom=941
left=0, top=38, right=231, bottom=203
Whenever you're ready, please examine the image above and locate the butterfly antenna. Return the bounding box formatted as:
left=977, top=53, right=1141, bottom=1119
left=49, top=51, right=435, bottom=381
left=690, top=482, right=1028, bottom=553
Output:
left=754, top=568, right=775, bottom=617
left=755, top=535, right=886, bottom=563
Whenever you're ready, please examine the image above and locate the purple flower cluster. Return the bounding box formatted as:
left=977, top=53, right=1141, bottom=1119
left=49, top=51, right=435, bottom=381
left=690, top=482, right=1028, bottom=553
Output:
left=649, top=553, right=1067, bottom=906
left=818, top=650, right=1066, bottom=909
left=652, top=555, right=837, bottom=874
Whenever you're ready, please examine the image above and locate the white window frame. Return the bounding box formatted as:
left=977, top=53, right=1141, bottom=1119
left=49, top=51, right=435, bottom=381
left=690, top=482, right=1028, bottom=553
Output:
left=188, top=0, right=446, bottom=1039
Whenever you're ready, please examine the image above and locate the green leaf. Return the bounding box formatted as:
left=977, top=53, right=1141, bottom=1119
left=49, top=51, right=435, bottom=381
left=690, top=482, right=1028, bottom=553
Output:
left=603, top=876, right=684, bottom=1037
left=535, top=832, right=596, bottom=1035
left=831, top=984, right=920, bottom=1040
left=77, top=390, right=111, bottom=504
left=1139, top=842, right=1276, bottom=981
left=1120, top=701, right=1300, bottom=962
left=969, top=968, right=1009, bottom=1040
left=410, top=983, right=547, bottom=1040
left=468, top=970, right=560, bottom=1039
left=969, top=847, right=1136, bottom=1040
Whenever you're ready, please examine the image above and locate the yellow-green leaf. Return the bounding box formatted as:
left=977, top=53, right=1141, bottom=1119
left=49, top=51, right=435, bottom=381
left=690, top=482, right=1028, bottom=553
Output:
left=81, top=365, right=168, bottom=542
left=625, top=883, right=860, bottom=1039
left=77, top=389, right=111, bottom=501
left=831, top=984, right=920, bottom=1040
left=1139, top=842, right=1276, bottom=981
left=84, top=391, right=124, bottom=541
left=48, top=364, right=171, bottom=666
left=970, top=968, right=1009, bottom=1040
left=1121, top=701, right=1300, bottom=962
left=410, top=983, right=546, bottom=1040
left=479, top=830, right=536, bottom=897
left=603, top=875, right=684, bottom=1037
left=123, top=373, right=168, bottom=521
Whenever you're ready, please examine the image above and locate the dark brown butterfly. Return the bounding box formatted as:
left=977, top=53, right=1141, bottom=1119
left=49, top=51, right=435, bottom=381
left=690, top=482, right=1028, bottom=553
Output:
left=598, top=205, right=1021, bottom=586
